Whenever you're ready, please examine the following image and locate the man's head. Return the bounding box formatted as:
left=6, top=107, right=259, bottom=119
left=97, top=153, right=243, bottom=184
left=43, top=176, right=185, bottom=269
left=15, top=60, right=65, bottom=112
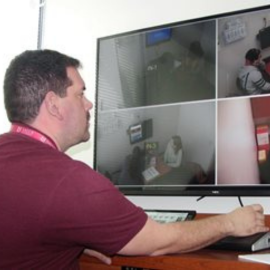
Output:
left=188, top=41, right=204, bottom=59
left=4, top=49, right=81, bottom=124
left=245, top=48, right=261, bottom=66
left=4, top=49, right=93, bottom=151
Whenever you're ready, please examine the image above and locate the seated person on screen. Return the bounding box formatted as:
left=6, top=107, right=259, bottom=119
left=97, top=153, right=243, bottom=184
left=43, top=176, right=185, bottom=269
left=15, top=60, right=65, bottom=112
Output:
left=164, top=135, right=183, bottom=168
left=118, top=146, right=144, bottom=185
left=238, top=48, right=270, bottom=95
left=1, top=49, right=269, bottom=269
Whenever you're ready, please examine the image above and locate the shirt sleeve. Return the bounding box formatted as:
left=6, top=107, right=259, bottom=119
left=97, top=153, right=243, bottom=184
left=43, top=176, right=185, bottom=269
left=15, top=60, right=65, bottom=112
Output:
left=250, top=69, right=270, bottom=91
left=42, top=161, right=148, bottom=255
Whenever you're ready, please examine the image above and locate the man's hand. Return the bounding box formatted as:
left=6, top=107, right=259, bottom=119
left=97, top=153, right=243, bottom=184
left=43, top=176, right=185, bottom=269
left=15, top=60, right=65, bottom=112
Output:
left=226, top=204, right=269, bottom=237
left=83, top=249, right=112, bottom=265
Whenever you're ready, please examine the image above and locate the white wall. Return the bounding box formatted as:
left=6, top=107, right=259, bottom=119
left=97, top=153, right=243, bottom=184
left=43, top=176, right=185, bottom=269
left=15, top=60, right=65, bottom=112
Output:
left=218, top=99, right=259, bottom=184
left=179, top=103, right=215, bottom=171
left=0, top=0, right=39, bottom=134
left=3, top=0, right=270, bottom=214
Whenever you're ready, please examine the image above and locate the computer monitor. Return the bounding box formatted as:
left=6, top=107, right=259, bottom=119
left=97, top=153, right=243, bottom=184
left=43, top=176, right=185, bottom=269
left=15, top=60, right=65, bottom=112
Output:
left=94, top=5, right=270, bottom=196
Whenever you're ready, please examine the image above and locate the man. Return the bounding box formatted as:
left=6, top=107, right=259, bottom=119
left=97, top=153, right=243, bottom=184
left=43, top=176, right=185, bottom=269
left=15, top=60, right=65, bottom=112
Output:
left=238, top=48, right=270, bottom=95
left=0, top=49, right=268, bottom=269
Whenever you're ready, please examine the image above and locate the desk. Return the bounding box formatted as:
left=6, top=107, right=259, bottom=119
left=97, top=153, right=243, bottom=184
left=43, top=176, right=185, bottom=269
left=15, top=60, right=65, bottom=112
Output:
left=144, top=155, right=208, bottom=186
left=79, top=214, right=270, bottom=270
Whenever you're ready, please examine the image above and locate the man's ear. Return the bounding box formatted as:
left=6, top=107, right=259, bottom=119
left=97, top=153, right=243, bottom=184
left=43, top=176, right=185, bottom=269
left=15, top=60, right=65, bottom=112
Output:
left=44, top=91, right=63, bottom=120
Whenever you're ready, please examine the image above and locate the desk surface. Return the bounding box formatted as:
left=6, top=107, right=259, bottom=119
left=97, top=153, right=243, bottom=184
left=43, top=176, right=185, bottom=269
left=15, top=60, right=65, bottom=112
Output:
left=79, top=214, right=270, bottom=270
left=145, top=159, right=206, bottom=186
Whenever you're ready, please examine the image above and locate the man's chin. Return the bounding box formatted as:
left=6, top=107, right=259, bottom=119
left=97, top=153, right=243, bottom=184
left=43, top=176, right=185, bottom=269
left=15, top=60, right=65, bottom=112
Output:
left=82, top=132, right=91, bottom=143
left=73, top=130, right=90, bottom=146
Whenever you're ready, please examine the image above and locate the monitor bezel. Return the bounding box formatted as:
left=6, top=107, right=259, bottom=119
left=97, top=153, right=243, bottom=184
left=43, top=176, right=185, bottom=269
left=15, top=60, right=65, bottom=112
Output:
left=94, top=4, right=270, bottom=197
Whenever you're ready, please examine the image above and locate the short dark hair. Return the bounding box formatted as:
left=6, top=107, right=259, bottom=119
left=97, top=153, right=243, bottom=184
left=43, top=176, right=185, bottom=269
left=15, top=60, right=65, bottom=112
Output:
left=188, top=41, right=204, bottom=58
left=245, top=48, right=261, bottom=62
left=4, top=49, right=81, bottom=123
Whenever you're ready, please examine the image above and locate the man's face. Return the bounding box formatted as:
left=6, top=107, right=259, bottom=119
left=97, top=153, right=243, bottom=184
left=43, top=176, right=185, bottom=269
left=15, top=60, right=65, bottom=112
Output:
left=60, top=67, right=93, bottom=148
left=254, top=54, right=262, bottom=66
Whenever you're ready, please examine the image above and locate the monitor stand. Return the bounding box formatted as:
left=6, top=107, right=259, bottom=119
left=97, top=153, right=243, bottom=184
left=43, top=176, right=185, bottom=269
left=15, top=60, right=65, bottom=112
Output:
left=209, top=232, right=270, bottom=252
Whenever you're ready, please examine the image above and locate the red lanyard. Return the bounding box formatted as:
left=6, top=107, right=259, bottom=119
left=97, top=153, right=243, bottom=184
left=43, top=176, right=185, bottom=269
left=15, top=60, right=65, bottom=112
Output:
left=10, top=124, right=58, bottom=150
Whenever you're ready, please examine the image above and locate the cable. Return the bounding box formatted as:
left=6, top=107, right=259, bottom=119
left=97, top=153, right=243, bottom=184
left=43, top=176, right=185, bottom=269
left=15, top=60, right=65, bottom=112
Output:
left=196, top=196, right=244, bottom=207
left=238, top=196, right=244, bottom=207
left=196, top=196, right=205, bottom=202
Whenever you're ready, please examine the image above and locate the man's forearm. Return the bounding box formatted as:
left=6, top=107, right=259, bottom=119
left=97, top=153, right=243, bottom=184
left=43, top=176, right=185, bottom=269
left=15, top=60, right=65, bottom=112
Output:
left=149, top=214, right=231, bottom=255
left=119, top=205, right=268, bottom=256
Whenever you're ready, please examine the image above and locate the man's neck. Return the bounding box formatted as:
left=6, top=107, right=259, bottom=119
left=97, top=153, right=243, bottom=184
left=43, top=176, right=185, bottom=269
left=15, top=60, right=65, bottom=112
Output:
left=11, top=122, right=60, bottom=150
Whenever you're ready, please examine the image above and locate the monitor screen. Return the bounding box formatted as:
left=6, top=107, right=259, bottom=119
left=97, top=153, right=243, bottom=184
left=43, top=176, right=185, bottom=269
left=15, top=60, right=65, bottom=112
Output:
left=94, top=5, right=270, bottom=196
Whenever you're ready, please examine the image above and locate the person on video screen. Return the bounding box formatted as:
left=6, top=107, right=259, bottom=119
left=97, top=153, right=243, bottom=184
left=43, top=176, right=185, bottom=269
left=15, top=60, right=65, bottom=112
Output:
left=184, top=40, right=205, bottom=75
left=119, top=146, right=144, bottom=185
left=238, top=48, right=270, bottom=95
left=164, top=135, right=183, bottom=168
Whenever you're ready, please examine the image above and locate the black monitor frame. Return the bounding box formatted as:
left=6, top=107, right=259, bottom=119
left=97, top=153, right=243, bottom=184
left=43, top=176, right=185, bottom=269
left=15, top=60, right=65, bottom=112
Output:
left=94, top=5, right=270, bottom=197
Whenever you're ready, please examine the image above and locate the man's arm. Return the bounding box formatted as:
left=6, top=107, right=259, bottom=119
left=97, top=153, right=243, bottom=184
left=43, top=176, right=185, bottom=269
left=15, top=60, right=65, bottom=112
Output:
left=119, top=204, right=269, bottom=256
left=252, top=70, right=270, bottom=91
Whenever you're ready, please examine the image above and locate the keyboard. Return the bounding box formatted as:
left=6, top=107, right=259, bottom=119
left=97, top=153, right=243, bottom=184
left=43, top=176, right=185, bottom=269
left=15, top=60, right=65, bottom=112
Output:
left=145, top=209, right=196, bottom=224
left=209, top=231, right=270, bottom=252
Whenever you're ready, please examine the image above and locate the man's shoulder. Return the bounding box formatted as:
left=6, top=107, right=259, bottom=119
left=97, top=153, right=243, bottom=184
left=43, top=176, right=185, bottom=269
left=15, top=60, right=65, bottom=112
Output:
left=248, top=66, right=263, bottom=80
left=239, top=65, right=258, bottom=73
left=239, top=65, right=261, bottom=79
